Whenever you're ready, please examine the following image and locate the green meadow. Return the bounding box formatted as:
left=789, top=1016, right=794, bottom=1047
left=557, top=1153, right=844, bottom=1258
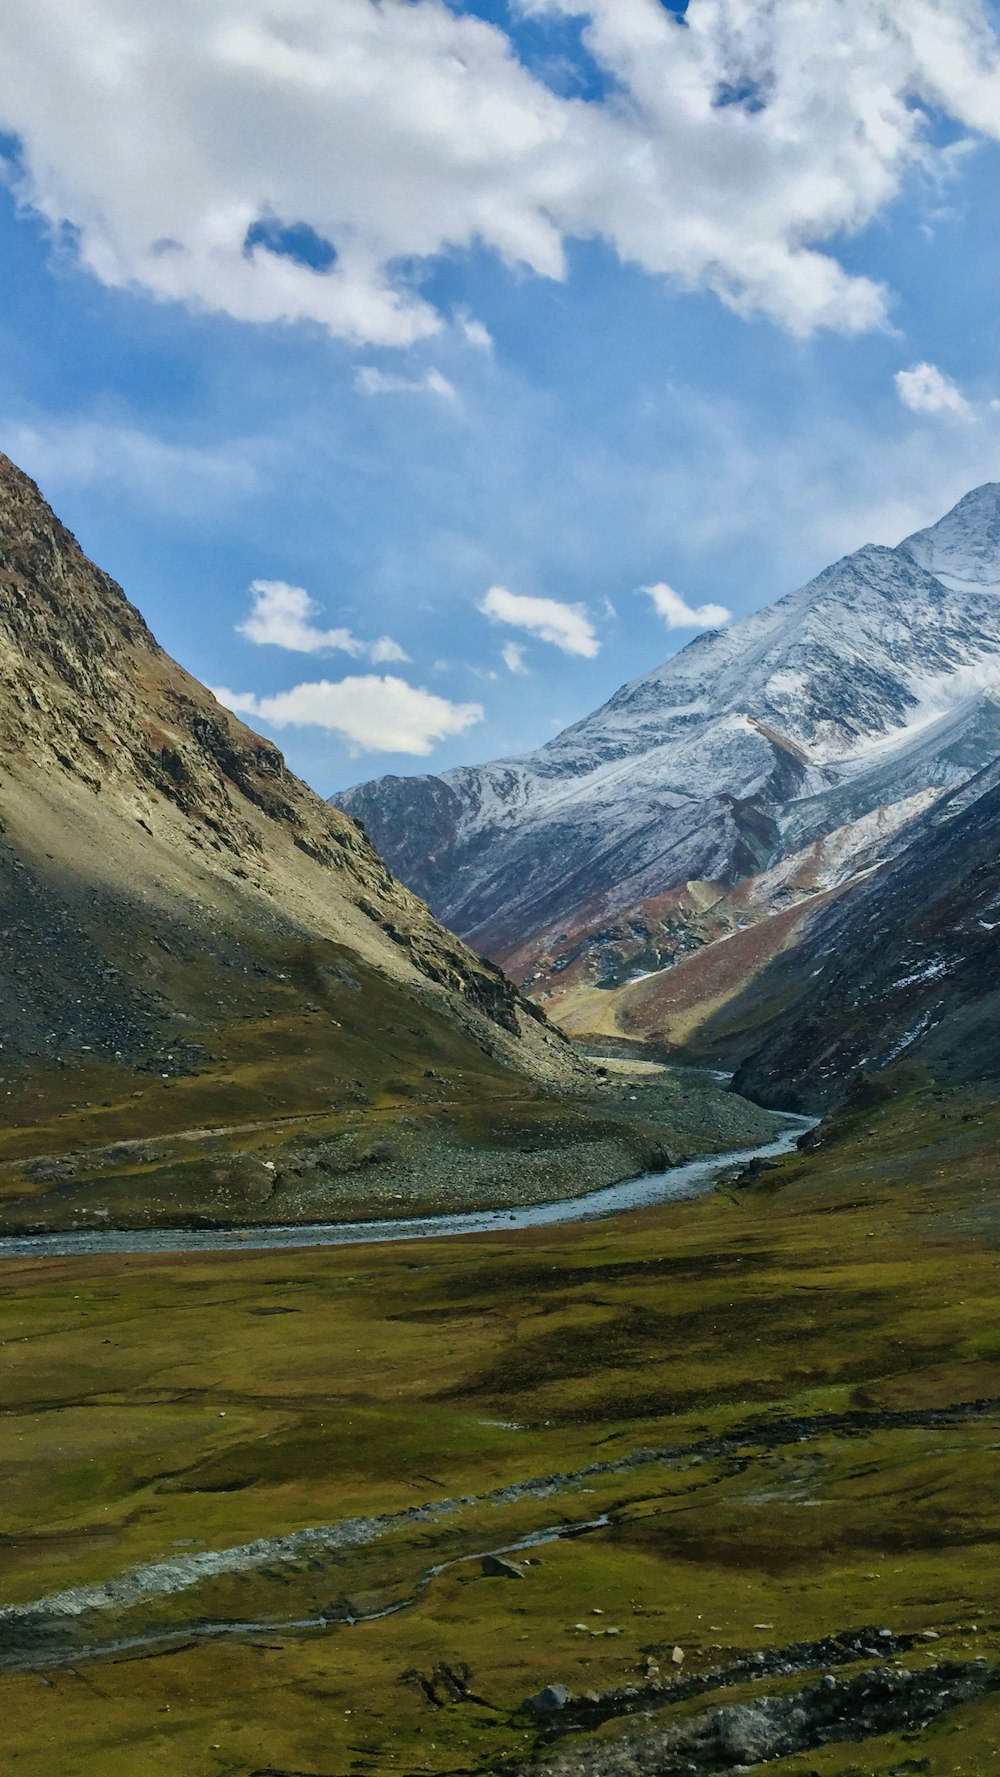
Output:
left=0, top=1084, right=997, bottom=1775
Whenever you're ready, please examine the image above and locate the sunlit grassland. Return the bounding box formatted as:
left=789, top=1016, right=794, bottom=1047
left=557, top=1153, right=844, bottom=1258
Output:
left=0, top=1085, right=997, bottom=1775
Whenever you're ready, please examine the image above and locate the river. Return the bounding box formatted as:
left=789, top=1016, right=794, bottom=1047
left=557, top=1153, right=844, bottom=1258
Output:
left=0, top=1111, right=813, bottom=1258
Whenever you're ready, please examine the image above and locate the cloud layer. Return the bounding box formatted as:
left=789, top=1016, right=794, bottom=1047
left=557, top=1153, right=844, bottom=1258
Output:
left=0, top=0, right=997, bottom=345
left=480, top=584, right=599, bottom=656
left=355, top=366, right=457, bottom=401
left=502, top=641, right=530, bottom=675
left=214, top=675, right=482, bottom=755
left=0, top=419, right=259, bottom=510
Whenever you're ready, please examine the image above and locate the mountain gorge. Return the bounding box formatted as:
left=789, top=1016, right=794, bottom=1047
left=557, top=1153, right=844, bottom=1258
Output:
left=335, top=485, right=1000, bottom=1090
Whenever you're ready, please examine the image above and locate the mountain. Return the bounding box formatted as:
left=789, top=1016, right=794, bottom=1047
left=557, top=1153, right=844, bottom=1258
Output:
left=585, top=760, right=999, bottom=1110
left=334, top=486, right=1000, bottom=1013
left=725, top=761, right=1000, bottom=1109
left=0, top=454, right=635, bottom=1228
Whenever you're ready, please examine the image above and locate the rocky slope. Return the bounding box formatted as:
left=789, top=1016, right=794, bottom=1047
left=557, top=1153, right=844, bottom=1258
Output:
left=540, top=763, right=998, bottom=1112
left=726, top=760, right=1000, bottom=1109
left=0, top=455, right=791, bottom=1231
left=335, top=486, right=1000, bottom=996
left=0, top=454, right=677, bottom=1228
left=0, top=452, right=579, bottom=1076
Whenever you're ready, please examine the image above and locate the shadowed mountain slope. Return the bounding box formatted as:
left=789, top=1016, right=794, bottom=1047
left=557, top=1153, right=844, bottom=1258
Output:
left=543, top=765, right=999, bottom=1112
left=727, top=761, right=1000, bottom=1109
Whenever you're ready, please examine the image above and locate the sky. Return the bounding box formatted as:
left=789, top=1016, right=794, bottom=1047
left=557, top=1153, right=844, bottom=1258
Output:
left=0, top=0, right=997, bottom=795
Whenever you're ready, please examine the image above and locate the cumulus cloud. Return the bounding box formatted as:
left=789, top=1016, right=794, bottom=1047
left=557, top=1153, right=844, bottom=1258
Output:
left=641, top=581, right=732, bottom=630
left=502, top=640, right=530, bottom=674
left=480, top=584, right=599, bottom=657
left=0, top=0, right=996, bottom=345
left=895, top=362, right=976, bottom=420
left=238, top=579, right=363, bottom=654
left=236, top=579, right=408, bottom=663
left=213, top=675, right=482, bottom=755
left=355, top=366, right=457, bottom=400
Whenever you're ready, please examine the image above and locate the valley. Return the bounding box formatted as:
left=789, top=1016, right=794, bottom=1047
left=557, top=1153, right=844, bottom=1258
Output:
left=1, top=459, right=997, bottom=1776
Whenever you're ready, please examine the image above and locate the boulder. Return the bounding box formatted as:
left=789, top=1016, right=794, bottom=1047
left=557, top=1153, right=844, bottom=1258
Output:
left=481, top=1553, right=525, bottom=1580
left=523, top=1682, right=573, bottom=1713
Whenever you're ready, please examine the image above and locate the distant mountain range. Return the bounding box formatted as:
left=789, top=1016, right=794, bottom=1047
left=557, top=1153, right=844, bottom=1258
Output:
left=334, top=484, right=999, bottom=1092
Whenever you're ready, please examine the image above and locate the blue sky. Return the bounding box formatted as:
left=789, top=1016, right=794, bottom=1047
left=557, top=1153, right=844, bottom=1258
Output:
left=0, top=0, right=997, bottom=793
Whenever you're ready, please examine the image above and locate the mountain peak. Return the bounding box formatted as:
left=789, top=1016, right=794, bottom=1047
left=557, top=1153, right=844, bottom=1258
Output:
left=898, top=481, right=999, bottom=593
left=335, top=483, right=1000, bottom=956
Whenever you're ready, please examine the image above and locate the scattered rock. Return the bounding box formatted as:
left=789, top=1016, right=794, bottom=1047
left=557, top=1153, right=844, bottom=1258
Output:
left=671, top=1645, right=685, bottom=1665
left=523, top=1682, right=573, bottom=1713
left=481, top=1554, right=525, bottom=1580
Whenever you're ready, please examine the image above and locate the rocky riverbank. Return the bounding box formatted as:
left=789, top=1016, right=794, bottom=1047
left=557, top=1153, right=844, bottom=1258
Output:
left=0, top=1060, right=786, bottom=1233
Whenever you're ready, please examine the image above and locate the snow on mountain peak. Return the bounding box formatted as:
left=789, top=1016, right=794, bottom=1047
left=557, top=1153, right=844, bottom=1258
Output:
left=898, top=482, right=999, bottom=594
left=334, top=483, right=1000, bottom=952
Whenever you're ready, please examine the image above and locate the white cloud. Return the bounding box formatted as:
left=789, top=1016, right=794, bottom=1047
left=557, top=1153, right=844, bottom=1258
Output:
left=895, top=362, right=976, bottom=420
left=456, top=310, right=494, bottom=352
left=480, top=584, right=599, bottom=657
left=0, top=0, right=996, bottom=344
left=237, top=579, right=364, bottom=654
left=502, top=640, right=530, bottom=674
left=355, top=366, right=457, bottom=400
left=368, top=635, right=411, bottom=664
left=640, top=581, right=732, bottom=630
left=236, top=579, right=408, bottom=663
left=0, top=418, right=258, bottom=508
left=213, top=675, right=482, bottom=755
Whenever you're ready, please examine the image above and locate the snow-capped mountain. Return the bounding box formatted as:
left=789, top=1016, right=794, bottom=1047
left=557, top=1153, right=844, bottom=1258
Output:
left=334, top=485, right=1000, bottom=970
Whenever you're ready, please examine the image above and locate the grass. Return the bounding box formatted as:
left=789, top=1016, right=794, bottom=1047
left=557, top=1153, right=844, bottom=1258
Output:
left=0, top=1083, right=996, bottom=1774
left=0, top=972, right=775, bottom=1234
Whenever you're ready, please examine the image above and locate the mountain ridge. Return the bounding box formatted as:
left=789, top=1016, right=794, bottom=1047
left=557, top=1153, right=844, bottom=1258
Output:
left=333, top=485, right=1000, bottom=993
left=0, top=449, right=559, bottom=1065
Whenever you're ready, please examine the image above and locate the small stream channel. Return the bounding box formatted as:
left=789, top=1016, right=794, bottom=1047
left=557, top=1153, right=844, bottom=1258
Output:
left=0, top=1111, right=813, bottom=1259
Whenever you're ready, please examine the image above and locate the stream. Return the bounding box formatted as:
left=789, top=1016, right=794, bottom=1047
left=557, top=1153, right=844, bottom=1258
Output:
left=0, top=1111, right=813, bottom=1258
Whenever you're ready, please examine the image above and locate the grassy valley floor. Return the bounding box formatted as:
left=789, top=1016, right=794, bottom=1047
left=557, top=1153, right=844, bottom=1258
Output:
left=0, top=1084, right=997, bottom=1775
left=0, top=1002, right=784, bottom=1235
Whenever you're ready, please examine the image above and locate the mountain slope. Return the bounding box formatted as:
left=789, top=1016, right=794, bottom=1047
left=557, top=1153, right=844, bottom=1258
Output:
left=0, top=455, right=791, bottom=1234
left=335, top=486, right=1000, bottom=975
left=518, top=765, right=998, bottom=1126
left=0, top=454, right=640, bottom=1227
left=0, top=453, right=572, bottom=1076
left=727, top=761, right=1000, bottom=1109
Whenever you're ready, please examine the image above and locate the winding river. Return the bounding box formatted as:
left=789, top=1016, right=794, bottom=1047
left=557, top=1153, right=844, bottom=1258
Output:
left=0, top=1111, right=813, bottom=1259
